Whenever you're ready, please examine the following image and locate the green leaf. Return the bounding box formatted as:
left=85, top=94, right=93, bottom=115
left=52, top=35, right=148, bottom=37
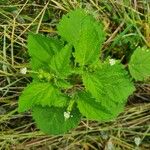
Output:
left=32, top=106, right=81, bottom=135
left=18, top=81, right=68, bottom=112
left=49, top=44, right=72, bottom=77
left=57, top=9, right=87, bottom=44
left=74, top=16, right=105, bottom=66
left=30, top=57, right=44, bottom=72
left=77, top=92, right=125, bottom=121
left=28, top=33, right=63, bottom=71
left=82, top=62, right=135, bottom=106
left=57, top=9, right=105, bottom=66
left=128, top=46, right=150, bottom=81
left=55, top=79, right=72, bottom=89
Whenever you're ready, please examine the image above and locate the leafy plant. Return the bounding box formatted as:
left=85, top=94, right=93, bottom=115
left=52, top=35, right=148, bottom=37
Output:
left=128, top=46, right=150, bottom=81
left=18, top=9, right=150, bottom=135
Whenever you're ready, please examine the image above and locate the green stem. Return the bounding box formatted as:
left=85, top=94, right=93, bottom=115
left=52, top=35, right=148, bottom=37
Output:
left=67, top=99, right=75, bottom=112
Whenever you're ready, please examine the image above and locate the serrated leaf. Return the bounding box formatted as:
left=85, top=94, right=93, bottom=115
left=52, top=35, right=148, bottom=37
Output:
left=30, top=57, right=44, bottom=71
left=74, top=16, right=105, bottom=66
left=32, top=106, right=81, bottom=135
left=57, top=9, right=105, bottom=66
left=56, top=79, right=72, bottom=89
left=77, top=92, right=124, bottom=121
left=57, top=9, right=87, bottom=44
left=128, top=47, right=150, bottom=81
left=82, top=62, right=135, bottom=105
left=49, top=44, right=72, bottom=77
left=18, top=81, right=68, bottom=112
left=28, top=33, right=63, bottom=71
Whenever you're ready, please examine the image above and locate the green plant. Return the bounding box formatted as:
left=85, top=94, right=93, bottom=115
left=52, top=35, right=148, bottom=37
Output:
left=18, top=9, right=150, bottom=135
left=128, top=46, right=150, bottom=81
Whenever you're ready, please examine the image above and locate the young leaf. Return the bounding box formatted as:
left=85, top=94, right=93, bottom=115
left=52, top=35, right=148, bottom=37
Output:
left=55, top=79, right=72, bottom=89
left=74, top=16, right=105, bottom=66
left=49, top=44, right=72, bottom=77
left=128, top=47, right=150, bottom=81
left=32, top=106, right=81, bottom=135
left=82, top=62, right=135, bottom=105
left=18, top=81, right=68, bottom=112
left=57, top=9, right=87, bottom=44
left=28, top=33, right=63, bottom=71
left=77, top=92, right=125, bottom=121
left=57, top=9, right=105, bottom=66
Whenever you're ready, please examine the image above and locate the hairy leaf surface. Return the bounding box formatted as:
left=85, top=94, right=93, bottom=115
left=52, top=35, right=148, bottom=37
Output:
left=77, top=92, right=125, bottom=121
left=57, top=9, right=87, bottom=44
left=128, top=47, right=150, bottom=81
left=32, top=106, right=81, bottom=135
left=74, top=16, right=105, bottom=66
left=49, top=44, right=72, bottom=77
left=57, top=9, right=105, bottom=66
left=82, top=62, right=135, bottom=105
left=28, top=33, right=63, bottom=71
left=56, top=79, right=72, bottom=89
left=18, top=81, right=68, bottom=112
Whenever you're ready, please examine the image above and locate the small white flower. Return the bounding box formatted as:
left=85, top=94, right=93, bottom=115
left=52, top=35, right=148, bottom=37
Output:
left=20, top=67, right=27, bottom=74
left=109, top=59, right=116, bottom=66
left=64, top=111, right=70, bottom=120
left=134, top=137, right=141, bottom=146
